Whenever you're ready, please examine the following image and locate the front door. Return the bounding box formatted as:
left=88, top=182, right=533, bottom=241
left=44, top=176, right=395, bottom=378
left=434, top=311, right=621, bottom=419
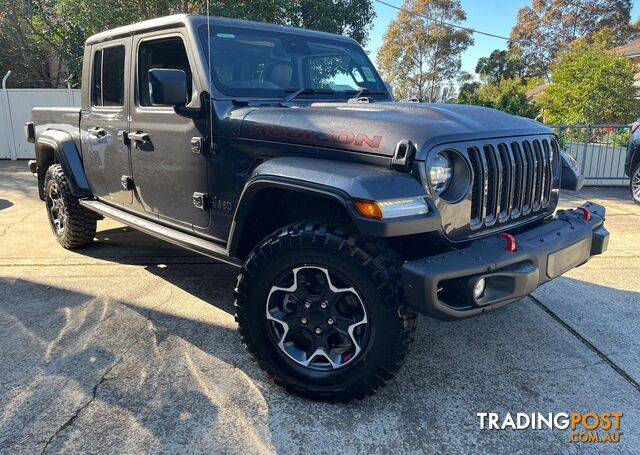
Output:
left=85, top=40, right=132, bottom=205
left=129, top=31, right=209, bottom=230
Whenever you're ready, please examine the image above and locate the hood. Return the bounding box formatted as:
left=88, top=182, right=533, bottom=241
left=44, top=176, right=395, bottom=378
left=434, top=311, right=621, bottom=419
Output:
left=239, top=102, right=551, bottom=160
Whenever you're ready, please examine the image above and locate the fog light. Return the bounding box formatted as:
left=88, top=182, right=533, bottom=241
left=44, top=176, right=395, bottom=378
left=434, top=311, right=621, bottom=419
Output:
left=473, top=278, right=486, bottom=300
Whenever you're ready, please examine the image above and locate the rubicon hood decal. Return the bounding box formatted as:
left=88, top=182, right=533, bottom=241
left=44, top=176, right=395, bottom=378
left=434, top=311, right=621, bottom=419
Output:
left=249, top=125, right=383, bottom=151
left=239, top=102, right=551, bottom=159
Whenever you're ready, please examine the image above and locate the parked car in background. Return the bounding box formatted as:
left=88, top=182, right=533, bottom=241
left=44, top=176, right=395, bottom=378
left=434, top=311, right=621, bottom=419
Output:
left=626, top=118, right=640, bottom=204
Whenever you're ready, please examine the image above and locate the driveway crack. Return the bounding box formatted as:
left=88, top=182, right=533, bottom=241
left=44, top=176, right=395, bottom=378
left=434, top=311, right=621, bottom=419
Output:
left=530, top=295, right=640, bottom=394
left=40, top=288, right=174, bottom=453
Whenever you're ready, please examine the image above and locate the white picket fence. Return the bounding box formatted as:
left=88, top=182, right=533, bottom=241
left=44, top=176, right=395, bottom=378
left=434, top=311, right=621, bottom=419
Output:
left=1, top=87, right=81, bottom=159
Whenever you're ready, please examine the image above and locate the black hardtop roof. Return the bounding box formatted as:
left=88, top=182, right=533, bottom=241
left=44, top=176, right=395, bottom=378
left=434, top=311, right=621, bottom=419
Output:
left=85, top=14, right=357, bottom=45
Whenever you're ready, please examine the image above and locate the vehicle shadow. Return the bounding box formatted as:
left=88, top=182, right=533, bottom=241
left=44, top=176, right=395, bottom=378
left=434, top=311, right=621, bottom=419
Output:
left=0, top=199, right=13, bottom=210
left=3, top=225, right=640, bottom=452
left=88, top=225, right=238, bottom=315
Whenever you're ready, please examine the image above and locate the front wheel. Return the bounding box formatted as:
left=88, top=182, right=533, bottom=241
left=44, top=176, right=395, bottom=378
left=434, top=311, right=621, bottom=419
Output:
left=631, top=163, right=640, bottom=205
left=234, top=222, right=416, bottom=402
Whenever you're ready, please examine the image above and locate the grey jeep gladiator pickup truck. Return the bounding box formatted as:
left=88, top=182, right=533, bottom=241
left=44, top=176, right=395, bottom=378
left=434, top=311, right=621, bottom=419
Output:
left=26, top=15, right=609, bottom=401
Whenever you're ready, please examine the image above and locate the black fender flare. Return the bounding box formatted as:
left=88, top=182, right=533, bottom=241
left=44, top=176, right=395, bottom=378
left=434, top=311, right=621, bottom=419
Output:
left=35, top=130, right=91, bottom=198
left=227, top=156, right=440, bottom=257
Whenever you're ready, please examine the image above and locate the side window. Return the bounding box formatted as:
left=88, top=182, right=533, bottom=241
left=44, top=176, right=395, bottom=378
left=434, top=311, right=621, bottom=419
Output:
left=92, top=50, right=103, bottom=106
left=92, top=45, right=125, bottom=107
left=138, top=37, right=193, bottom=107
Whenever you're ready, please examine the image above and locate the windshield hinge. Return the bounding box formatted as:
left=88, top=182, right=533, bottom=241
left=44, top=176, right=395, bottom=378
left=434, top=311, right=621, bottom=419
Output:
left=348, top=96, right=374, bottom=104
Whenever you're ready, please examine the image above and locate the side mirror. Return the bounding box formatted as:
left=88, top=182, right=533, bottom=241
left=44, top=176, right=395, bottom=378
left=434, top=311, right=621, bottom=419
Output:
left=560, top=150, right=585, bottom=191
left=148, top=68, right=188, bottom=106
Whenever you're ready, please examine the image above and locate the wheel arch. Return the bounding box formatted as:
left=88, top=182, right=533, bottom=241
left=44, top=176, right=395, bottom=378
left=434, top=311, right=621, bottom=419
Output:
left=35, top=130, right=91, bottom=200
left=228, top=180, right=352, bottom=260
left=227, top=156, right=440, bottom=260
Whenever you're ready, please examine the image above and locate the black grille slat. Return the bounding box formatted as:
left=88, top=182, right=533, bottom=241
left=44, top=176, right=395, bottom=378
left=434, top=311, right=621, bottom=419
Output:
left=467, top=136, right=554, bottom=230
left=497, top=144, right=513, bottom=222
left=532, top=140, right=545, bottom=211
left=468, top=147, right=483, bottom=228
left=510, top=143, right=523, bottom=219
left=483, top=145, right=499, bottom=226
left=522, top=141, right=536, bottom=215
left=542, top=139, right=552, bottom=207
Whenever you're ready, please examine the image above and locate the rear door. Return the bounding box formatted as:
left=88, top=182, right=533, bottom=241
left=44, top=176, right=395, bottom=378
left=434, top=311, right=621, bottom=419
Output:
left=84, top=40, right=132, bottom=205
left=129, top=30, right=209, bottom=230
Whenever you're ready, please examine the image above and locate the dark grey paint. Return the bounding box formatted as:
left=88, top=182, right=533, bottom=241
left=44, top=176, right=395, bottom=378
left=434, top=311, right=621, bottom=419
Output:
left=30, top=15, right=566, bottom=266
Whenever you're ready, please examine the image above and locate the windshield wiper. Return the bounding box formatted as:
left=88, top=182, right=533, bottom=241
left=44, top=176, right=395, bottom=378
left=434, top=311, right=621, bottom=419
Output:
left=347, top=88, right=388, bottom=99
left=281, top=87, right=336, bottom=104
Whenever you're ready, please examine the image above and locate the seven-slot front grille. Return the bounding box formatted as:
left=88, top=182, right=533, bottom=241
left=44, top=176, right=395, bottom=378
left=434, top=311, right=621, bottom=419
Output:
left=467, top=137, right=556, bottom=230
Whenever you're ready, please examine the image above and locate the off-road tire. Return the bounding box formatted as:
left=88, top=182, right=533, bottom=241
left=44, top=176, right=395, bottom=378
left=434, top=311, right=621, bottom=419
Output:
left=234, top=221, right=417, bottom=402
left=631, top=162, right=640, bottom=205
left=44, top=164, right=97, bottom=248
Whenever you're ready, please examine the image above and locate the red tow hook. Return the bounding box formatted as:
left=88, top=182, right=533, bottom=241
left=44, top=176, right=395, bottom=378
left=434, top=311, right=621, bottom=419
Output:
left=499, top=232, right=517, bottom=252
left=577, top=207, right=591, bottom=221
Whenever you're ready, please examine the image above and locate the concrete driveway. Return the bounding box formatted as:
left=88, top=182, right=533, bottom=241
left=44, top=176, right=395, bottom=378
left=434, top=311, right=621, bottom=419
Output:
left=1, top=160, right=639, bottom=454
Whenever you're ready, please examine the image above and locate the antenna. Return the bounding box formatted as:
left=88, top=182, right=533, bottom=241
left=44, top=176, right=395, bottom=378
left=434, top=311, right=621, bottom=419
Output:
left=206, top=0, right=214, bottom=153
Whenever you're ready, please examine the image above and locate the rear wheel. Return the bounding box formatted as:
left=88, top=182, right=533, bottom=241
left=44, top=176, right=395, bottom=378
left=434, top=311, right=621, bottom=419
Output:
left=44, top=164, right=97, bottom=248
left=234, top=222, right=416, bottom=402
left=631, top=163, right=640, bottom=205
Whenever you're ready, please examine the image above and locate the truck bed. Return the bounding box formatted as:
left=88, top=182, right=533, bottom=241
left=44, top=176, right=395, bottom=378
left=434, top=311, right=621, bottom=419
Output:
left=31, top=107, right=82, bottom=157
left=31, top=107, right=80, bottom=129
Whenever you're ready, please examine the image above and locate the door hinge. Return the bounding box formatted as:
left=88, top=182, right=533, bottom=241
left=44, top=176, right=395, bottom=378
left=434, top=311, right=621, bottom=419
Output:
left=121, top=175, right=134, bottom=190
left=191, top=137, right=206, bottom=155
left=193, top=192, right=210, bottom=210
left=191, top=137, right=219, bottom=156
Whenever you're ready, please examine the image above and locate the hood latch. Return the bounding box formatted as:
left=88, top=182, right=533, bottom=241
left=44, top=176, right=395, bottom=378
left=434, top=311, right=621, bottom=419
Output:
left=391, top=139, right=416, bottom=172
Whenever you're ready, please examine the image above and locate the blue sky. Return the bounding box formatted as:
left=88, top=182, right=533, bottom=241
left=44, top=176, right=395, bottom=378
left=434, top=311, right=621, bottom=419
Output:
left=365, top=0, right=640, bottom=76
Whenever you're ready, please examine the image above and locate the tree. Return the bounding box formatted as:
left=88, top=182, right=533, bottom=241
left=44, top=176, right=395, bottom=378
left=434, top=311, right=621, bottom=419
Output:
left=0, top=0, right=376, bottom=88
left=475, top=49, right=525, bottom=82
left=458, top=77, right=539, bottom=119
left=538, top=38, right=639, bottom=124
left=509, top=0, right=635, bottom=81
left=376, top=0, right=473, bottom=102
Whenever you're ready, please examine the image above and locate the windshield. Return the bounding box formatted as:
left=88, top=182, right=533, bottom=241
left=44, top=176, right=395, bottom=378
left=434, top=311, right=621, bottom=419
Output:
left=199, top=25, right=389, bottom=100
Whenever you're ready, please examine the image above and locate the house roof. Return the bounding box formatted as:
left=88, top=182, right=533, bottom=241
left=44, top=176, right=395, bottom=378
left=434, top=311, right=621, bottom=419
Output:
left=612, top=38, right=640, bottom=57
left=526, top=83, right=549, bottom=99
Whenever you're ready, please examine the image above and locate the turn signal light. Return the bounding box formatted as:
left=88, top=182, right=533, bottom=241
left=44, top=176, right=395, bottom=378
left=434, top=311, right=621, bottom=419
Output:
left=354, top=200, right=383, bottom=219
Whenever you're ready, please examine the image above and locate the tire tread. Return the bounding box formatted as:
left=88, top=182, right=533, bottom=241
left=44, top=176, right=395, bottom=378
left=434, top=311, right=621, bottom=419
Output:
left=234, top=221, right=416, bottom=402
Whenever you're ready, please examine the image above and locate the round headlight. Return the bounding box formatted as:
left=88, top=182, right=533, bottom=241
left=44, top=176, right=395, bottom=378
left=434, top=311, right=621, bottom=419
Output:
left=429, top=152, right=452, bottom=194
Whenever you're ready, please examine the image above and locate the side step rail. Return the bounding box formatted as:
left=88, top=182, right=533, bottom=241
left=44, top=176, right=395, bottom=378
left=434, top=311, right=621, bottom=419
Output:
left=80, top=199, right=241, bottom=268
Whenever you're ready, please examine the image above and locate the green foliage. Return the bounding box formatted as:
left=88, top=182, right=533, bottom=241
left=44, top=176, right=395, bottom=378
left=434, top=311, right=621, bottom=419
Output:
left=457, top=77, right=539, bottom=119
left=538, top=40, right=640, bottom=124
left=0, top=0, right=376, bottom=88
left=376, top=0, right=473, bottom=102
left=475, top=49, right=525, bottom=83
left=509, top=0, right=636, bottom=80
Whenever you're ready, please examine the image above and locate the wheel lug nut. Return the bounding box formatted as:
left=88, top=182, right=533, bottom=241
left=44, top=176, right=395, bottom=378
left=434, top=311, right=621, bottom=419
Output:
left=320, top=301, right=328, bottom=309
left=315, top=327, right=322, bottom=335
left=327, top=318, right=335, bottom=325
left=300, top=317, right=308, bottom=324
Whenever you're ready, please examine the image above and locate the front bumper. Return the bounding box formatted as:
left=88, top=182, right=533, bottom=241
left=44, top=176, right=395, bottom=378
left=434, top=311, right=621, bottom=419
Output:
left=401, top=202, right=609, bottom=320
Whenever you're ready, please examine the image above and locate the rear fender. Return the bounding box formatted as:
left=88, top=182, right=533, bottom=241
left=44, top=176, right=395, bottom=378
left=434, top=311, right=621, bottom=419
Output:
left=35, top=130, right=91, bottom=200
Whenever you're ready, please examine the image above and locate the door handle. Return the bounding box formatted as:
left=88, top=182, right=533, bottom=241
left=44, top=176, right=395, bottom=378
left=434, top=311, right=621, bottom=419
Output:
left=88, top=127, right=107, bottom=138
left=128, top=131, right=150, bottom=143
